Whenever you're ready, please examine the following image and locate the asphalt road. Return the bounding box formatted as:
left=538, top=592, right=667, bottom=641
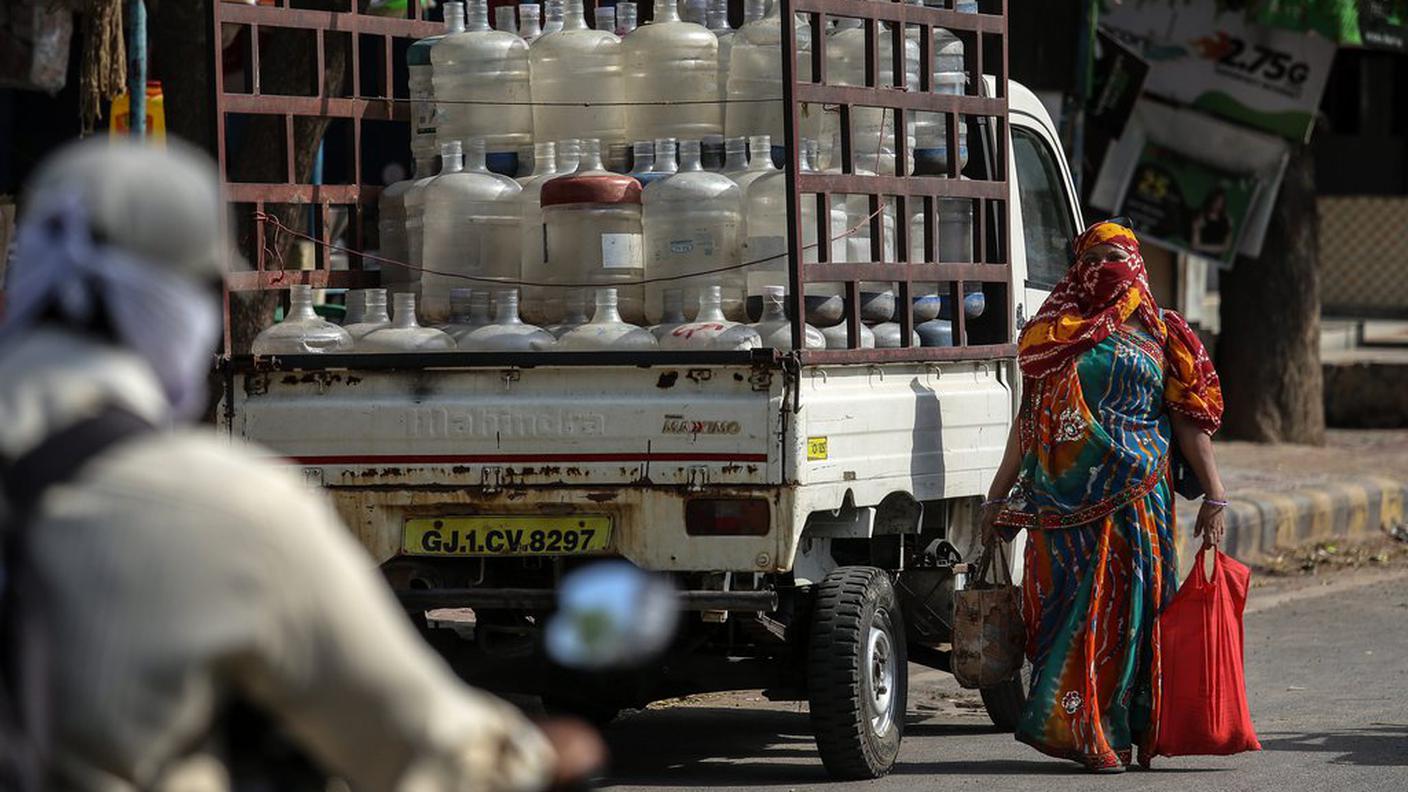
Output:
left=597, top=568, right=1408, bottom=792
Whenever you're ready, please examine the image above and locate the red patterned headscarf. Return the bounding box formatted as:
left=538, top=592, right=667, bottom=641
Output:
left=1018, top=221, right=1223, bottom=433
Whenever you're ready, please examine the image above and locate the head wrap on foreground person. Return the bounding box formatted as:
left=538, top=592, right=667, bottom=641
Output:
left=0, top=138, right=229, bottom=420
left=1016, top=220, right=1222, bottom=432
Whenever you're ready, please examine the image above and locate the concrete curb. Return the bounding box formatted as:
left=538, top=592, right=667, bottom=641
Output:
left=1175, top=476, right=1408, bottom=565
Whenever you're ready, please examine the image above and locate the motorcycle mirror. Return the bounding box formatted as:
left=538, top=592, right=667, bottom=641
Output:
left=545, top=561, right=679, bottom=671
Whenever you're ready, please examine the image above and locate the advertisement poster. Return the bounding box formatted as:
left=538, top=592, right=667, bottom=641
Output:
left=1088, top=30, right=1150, bottom=139
left=1117, top=143, right=1262, bottom=266
left=1101, top=2, right=1337, bottom=141
left=1360, top=0, right=1408, bottom=50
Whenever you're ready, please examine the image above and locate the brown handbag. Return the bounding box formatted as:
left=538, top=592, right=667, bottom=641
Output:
left=951, top=539, right=1026, bottom=689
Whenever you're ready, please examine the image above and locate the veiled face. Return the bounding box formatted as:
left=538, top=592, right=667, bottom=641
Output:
left=1077, top=243, right=1132, bottom=269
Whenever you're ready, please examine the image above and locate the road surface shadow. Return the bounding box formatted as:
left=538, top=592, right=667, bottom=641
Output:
left=1259, top=725, right=1408, bottom=766
left=601, top=706, right=830, bottom=787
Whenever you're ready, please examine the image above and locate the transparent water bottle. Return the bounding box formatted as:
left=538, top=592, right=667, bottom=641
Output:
left=823, top=17, right=918, bottom=176
left=650, top=287, right=688, bottom=340
left=701, top=134, right=726, bottom=171
left=253, top=284, right=354, bottom=355
left=342, top=287, right=393, bottom=341
left=531, top=0, right=626, bottom=149
left=821, top=320, right=876, bottom=349
left=720, top=136, right=748, bottom=179
left=708, top=0, right=735, bottom=104
left=917, top=317, right=954, bottom=347
left=516, top=140, right=558, bottom=187
left=433, top=0, right=534, bottom=163
left=517, top=140, right=560, bottom=323
left=872, top=322, right=921, bottom=349
left=643, top=139, right=744, bottom=323
left=628, top=140, right=655, bottom=181
left=342, top=289, right=367, bottom=326
left=730, top=135, right=776, bottom=229
left=910, top=190, right=975, bottom=263
left=519, top=3, right=543, bottom=43
left=540, top=139, right=647, bottom=324
left=458, top=288, right=556, bottom=351
left=616, top=1, right=638, bottom=35
left=725, top=0, right=818, bottom=154
left=659, top=285, right=762, bottom=350
left=680, top=0, right=708, bottom=26
left=557, top=288, right=660, bottom=350
left=594, top=5, right=615, bottom=33
left=420, top=139, right=523, bottom=323
left=408, top=3, right=458, bottom=166
left=622, top=0, right=721, bottom=143
left=750, top=285, right=825, bottom=350
left=543, top=0, right=565, bottom=34
left=360, top=292, right=456, bottom=352
left=636, top=137, right=678, bottom=187
left=441, top=288, right=493, bottom=344
left=743, top=0, right=766, bottom=25
left=496, top=4, right=517, bottom=33
left=741, top=139, right=845, bottom=325
left=379, top=155, right=434, bottom=289
left=546, top=288, right=591, bottom=337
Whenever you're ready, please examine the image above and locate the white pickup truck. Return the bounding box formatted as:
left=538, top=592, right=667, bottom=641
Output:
left=221, top=79, right=1082, bottom=779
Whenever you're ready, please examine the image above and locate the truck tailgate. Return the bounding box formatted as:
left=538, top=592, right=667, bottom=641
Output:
left=229, top=363, right=783, bottom=488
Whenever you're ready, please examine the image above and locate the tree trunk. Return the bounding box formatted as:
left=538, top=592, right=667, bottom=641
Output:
left=1216, top=144, right=1325, bottom=445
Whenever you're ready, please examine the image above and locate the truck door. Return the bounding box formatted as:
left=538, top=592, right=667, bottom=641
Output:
left=1008, top=99, right=1084, bottom=327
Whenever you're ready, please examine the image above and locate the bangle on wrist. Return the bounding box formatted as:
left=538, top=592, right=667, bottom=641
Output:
left=1203, top=497, right=1229, bottom=508
left=982, top=497, right=1008, bottom=509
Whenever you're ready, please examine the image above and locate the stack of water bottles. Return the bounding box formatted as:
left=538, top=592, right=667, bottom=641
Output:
left=254, top=0, right=986, bottom=355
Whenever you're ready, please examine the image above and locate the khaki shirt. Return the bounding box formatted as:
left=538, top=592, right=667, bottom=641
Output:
left=0, top=329, right=555, bottom=792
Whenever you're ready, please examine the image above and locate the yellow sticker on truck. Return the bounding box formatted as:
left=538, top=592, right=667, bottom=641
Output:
left=807, top=436, right=829, bottom=461
left=403, top=515, right=612, bottom=557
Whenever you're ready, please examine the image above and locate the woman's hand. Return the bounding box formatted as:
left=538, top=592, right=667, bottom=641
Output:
left=978, top=499, right=1005, bottom=545
left=1194, top=499, right=1226, bottom=549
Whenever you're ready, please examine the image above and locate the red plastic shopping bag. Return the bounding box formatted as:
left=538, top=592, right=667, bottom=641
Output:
left=1153, top=548, right=1262, bottom=757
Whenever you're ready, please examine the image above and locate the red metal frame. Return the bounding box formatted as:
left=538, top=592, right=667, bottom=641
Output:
left=781, top=0, right=1013, bottom=363
left=214, top=0, right=1011, bottom=364
left=213, top=0, right=440, bottom=355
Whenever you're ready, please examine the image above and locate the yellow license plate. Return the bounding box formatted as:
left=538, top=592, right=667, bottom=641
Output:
left=402, top=515, right=612, bottom=557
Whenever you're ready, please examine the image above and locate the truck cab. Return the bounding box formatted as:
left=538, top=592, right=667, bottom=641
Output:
left=222, top=78, right=1082, bottom=780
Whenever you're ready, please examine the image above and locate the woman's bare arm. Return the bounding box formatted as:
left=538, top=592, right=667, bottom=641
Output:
left=1172, top=413, right=1228, bottom=547
left=980, top=419, right=1023, bottom=542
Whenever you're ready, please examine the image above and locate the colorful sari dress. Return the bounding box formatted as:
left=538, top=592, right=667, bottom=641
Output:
left=996, top=325, right=1183, bottom=769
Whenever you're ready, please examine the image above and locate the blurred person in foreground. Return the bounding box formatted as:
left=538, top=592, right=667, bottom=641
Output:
left=0, top=138, right=602, bottom=791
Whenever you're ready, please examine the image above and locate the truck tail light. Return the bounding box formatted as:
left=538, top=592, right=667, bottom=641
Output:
left=685, top=498, right=771, bottom=536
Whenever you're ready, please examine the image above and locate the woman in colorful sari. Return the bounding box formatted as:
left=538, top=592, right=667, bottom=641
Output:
left=979, top=221, right=1227, bottom=773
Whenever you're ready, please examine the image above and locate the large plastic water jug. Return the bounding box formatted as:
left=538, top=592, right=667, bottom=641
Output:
left=530, top=0, right=627, bottom=151
left=399, top=158, right=443, bottom=295
left=433, top=0, right=534, bottom=161
left=740, top=139, right=846, bottom=324
left=440, top=288, right=493, bottom=344
left=719, top=136, right=748, bottom=179
left=253, top=285, right=354, bottom=355
left=616, top=2, right=638, bottom=35
left=457, top=288, right=556, bottom=351
left=658, top=284, right=762, bottom=350
left=909, top=185, right=975, bottom=263
left=708, top=0, right=735, bottom=104
left=642, top=139, right=744, bottom=323
left=636, top=138, right=678, bottom=187
left=540, top=140, right=647, bottom=324
left=556, top=288, right=659, bottom=350
left=730, top=135, right=776, bottom=237
left=359, top=292, right=456, bottom=352
left=519, top=3, right=543, bottom=43
left=724, top=0, right=820, bottom=152
left=622, top=0, right=721, bottom=143
left=628, top=140, right=655, bottom=180
left=342, top=288, right=391, bottom=340
left=913, top=0, right=972, bottom=175
left=516, top=140, right=562, bottom=323
left=751, top=285, right=825, bottom=350
left=822, top=17, right=918, bottom=176
left=378, top=154, right=434, bottom=289
left=420, top=140, right=523, bottom=323
left=408, top=3, right=457, bottom=165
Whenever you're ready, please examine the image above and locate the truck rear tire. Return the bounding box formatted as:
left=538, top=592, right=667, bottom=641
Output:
left=979, top=662, right=1031, bottom=732
left=806, top=566, right=907, bottom=780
